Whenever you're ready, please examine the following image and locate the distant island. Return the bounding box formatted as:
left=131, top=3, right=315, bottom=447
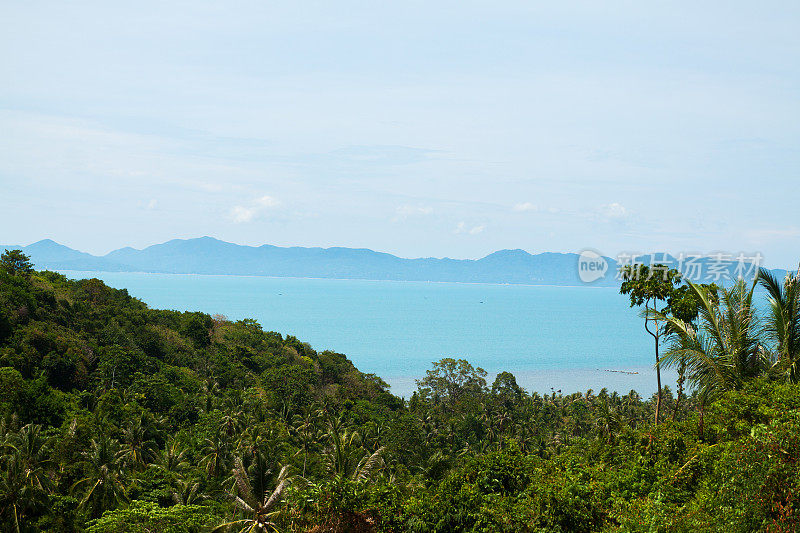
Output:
left=0, top=237, right=622, bottom=286
left=1, top=237, right=781, bottom=286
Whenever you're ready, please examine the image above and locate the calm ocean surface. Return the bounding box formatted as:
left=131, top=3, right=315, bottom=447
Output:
left=61, top=271, right=677, bottom=398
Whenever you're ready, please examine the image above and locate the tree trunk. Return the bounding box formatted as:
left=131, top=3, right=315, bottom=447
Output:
left=672, top=358, right=686, bottom=422
left=671, top=388, right=681, bottom=422
left=644, top=302, right=662, bottom=425
left=654, top=335, right=661, bottom=424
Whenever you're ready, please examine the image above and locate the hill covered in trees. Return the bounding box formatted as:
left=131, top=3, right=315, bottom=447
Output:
left=1, top=250, right=800, bottom=532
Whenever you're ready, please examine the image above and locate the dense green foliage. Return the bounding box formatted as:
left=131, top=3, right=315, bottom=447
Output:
left=1, top=252, right=800, bottom=532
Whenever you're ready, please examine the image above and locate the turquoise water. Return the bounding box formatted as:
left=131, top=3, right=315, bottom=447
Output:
left=61, top=271, right=676, bottom=398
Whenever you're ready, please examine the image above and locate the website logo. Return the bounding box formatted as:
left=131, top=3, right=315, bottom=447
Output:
left=578, top=249, right=608, bottom=283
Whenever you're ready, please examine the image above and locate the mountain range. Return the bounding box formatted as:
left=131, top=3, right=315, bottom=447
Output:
left=1, top=238, right=786, bottom=286
left=1, top=237, right=620, bottom=285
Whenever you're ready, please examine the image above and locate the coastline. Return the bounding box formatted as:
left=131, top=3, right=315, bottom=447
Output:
left=57, top=270, right=669, bottom=400
left=385, top=366, right=681, bottom=399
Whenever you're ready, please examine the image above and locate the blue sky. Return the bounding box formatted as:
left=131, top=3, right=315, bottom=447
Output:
left=1, top=1, right=798, bottom=267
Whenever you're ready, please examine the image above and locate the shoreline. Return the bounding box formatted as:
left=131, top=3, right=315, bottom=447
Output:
left=382, top=366, right=680, bottom=399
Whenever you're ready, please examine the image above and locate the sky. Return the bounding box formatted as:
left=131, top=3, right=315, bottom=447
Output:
left=1, top=1, right=798, bottom=268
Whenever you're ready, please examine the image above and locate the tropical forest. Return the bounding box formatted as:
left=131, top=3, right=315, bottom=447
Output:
left=1, top=249, right=800, bottom=532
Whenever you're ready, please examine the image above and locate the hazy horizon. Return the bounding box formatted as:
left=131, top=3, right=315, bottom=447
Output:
left=0, top=234, right=789, bottom=267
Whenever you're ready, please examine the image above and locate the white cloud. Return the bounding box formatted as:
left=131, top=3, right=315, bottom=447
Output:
left=514, top=202, right=560, bottom=214
left=230, top=205, right=257, bottom=223
left=598, top=202, right=628, bottom=220
left=393, top=204, right=434, bottom=222
left=396, top=204, right=433, bottom=216
left=146, top=199, right=158, bottom=210
left=230, top=195, right=280, bottom=223
left=513, top=202, right=538, bottom=212
left=257, top=195, right=280, bottom=207
left=454, top=221, right=485, bottom=235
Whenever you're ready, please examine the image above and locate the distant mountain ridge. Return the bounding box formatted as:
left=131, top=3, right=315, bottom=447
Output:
left=1, top=237, right=619, bottom=286
left=0, top=237, right=785, bottom=286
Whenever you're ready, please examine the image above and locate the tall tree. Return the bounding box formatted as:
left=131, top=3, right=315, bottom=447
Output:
left=619, top=264, right=683, bottom=423
left=416, top=358, right=487, bottom=406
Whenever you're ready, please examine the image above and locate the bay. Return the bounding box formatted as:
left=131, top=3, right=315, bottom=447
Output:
left=60, top=271, right=677, bottom=398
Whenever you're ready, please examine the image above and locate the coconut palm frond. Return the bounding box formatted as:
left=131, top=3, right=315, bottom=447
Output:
left=216, top=458, right=293, bottom=531
left=759, top=266, right=800, bottom=382
left=231, top=456, right=256, bottom=508
left=262, top=464, right=291, bottom=510
left=231, top=495, right=255, bottom=514
left=209, top=518, right=254, bottom=533
left=263, top=478, right=289, bottom=512
left=661, top=278, right=763, bottom=401
left=353, top=446, right=385, bottom=482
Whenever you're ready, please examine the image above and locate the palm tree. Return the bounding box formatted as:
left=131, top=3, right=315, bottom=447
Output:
left=322, top=416, right=362, bottom=478
left=72, top=435, right=128, bottom=517
left=350, top=446, right=386, bottom=484
left=0, top=425, right=53, bottom=532
left=156, top=438, right=190, bottom=476
left=233, top=438, right=278, bottom=507
left=172, top=479, right=206, bottom=505
left=220, top=411, right=244, bottom=440
left=362, top=420, right=387, bottom=453
left=0, top=450, right=45, bottom=532
left=221, top=393, right=246, bottom=438
left=211, top=458, right=292, bottom=533
left=621, top=391, right=642, bottom=425
left=416, top=413, right=437, bottom=446
left=595, top=398, right=623, bottom=443
left=322, top=415, right=386, bottom=483
left=659, top=278, right=770, bottom=430
left=201, top=378, right=221, bottom=413
left=759, top=266, right=800, bottom=382
left=290, top=410, right=319, bottom=478
left=201, top=432, right=230, bottom=479
left=117, top=415, right=158, bottom=471
left=413, top=449, right=451, bottom=480
left=494, top=409, right=512, bottom=448
left=10, top=424, right=54, bottom=492
left=512, top=420, right=535, bottom=453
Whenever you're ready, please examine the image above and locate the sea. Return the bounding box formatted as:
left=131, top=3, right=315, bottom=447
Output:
left=60, top=271, right=678, bottom=398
